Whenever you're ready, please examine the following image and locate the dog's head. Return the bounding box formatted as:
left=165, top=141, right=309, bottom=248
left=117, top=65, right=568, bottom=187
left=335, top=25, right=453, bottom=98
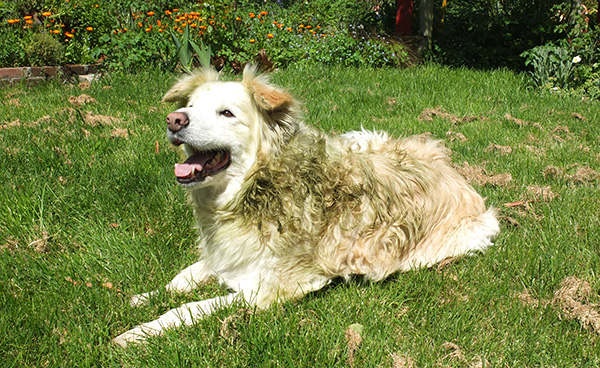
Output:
left=162, top=65, right=300, bottom=190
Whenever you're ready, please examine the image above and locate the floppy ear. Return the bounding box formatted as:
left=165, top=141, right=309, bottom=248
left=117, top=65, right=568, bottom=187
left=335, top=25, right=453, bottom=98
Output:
left=162, top=69, right=220, bottom=106
left=242, top=65, right=300, bottom=140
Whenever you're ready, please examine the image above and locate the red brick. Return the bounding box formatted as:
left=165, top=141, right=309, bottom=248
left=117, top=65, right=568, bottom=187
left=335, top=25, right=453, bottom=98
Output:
left=65, top=64, right=86, bottom=74
left=88, top=64, right=100, bottom=74
left=0, top=67, right=26, bottom=79
left=41, top=66, right=59, bottom=77
left=30, top=67, right=43, bottom=77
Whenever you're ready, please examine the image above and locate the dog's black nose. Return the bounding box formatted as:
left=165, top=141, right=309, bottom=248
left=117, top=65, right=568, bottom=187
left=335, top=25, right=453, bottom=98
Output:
left=167, top=111, right=189, bottom=132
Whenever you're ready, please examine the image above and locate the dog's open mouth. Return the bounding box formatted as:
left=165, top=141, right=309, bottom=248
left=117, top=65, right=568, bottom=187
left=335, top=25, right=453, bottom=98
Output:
left=174, top=149, right=231, bottom=184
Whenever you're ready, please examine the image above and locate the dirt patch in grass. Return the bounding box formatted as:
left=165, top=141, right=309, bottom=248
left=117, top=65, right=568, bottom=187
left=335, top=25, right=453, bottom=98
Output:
left=526, top=185, right=558, bottom=202
left=551, top=125, right=574, bottom=142
left=445, top=130, right=468, bottom=142
left=485, top=143, right=512, bottom=155
left=110, top=128, right=129, bottom=139
left=68, top=94, right=97, bottom=107
left=218, top=308, right=253, bottom=345
left=345, top=324, right=363, bottom=368
left=419, top=106, right=482, bottom=125
left=391, top=353, right=415, bottom=368
left=504, top=113, right=543, bottom=129
left=543, top=165, right=600, bottom=184
left=518, top=276, right=600, bottom=334
left=83, top=111, right=121, bottom=126
left=439, top=342, right=489, bottom=368
left=553, top=276, right=600, bottom=334
left=454, top=162, right=512, bottom=187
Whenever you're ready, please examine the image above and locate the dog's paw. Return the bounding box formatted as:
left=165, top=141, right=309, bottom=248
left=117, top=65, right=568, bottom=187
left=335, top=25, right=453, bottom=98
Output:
left=130, top=291, right=155, bottom=307
left=113, top=327, right=148, bottom=348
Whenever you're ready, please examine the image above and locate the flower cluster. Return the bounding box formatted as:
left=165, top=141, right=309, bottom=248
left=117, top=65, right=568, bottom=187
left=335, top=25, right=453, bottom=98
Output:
left=0, top=0, right=407, bottom=70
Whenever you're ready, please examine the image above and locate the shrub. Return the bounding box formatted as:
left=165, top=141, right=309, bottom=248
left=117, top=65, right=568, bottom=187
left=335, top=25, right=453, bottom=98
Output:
left=432, top=0, right=563, bottom=70
left=521, top=0, right=600, bottom=99
left=0, top=25, right=26, bottom=67
left=25, top=32, right=64, bottom=66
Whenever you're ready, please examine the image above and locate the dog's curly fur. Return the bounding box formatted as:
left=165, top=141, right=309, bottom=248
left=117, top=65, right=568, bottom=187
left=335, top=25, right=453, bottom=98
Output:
left=114, top=66, right=499, bottom=347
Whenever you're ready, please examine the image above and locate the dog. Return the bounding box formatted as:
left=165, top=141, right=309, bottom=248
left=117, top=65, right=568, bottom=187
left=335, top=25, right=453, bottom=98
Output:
left=113, top=66, right=500, bottom=347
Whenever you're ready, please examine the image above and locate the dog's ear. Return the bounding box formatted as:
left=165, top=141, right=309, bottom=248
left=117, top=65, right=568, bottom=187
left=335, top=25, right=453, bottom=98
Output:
left=162, top=69, right=219, bottom=106
left=243, top=65, right=300, bottom=140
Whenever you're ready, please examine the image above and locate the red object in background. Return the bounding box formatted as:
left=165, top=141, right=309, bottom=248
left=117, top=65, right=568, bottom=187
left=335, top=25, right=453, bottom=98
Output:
left=395, top=0, right=413, bottom=35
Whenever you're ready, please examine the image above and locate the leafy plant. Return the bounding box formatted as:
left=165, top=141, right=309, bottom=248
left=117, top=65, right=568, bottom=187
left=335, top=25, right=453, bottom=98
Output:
left=170, top=24, right=211, bottom=73
left=25, top=32, right=64, bottom=66
left=522, top=45, right=575, bottom=89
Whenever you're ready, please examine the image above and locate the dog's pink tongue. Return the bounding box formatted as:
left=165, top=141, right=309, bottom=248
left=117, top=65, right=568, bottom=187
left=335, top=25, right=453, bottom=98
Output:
left=175, top=163, right=203, bottom=179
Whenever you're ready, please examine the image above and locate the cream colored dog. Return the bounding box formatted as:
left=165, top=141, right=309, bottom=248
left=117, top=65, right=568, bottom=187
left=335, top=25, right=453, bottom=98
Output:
left=113, top=66, right=499, bottom=347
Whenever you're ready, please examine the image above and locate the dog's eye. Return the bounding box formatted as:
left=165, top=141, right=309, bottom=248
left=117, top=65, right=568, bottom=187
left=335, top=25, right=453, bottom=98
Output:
left=220, top=110, right=235, bottom=118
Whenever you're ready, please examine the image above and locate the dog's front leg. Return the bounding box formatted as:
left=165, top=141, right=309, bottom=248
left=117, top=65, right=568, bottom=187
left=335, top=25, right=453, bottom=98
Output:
left=114, top=292, right=240, bottom=347
left=130, top=260, right=213, bottom=307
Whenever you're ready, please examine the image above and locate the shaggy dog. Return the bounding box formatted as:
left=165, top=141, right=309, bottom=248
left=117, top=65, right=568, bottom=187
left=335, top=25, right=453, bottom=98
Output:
left=113, top=66, right=499, bottom=347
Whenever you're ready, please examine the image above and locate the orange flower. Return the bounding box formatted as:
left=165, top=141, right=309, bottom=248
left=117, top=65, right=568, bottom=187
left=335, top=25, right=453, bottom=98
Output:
left=173, top=8, right=179, bottom=12
left=306, top=25, right=312, bottom=29
left=24, top=16, right=32, bottom=20
left=86, top=27, right=93, bottom=31
left=249, top=39, right=255, bottom=43
left=299, top=24, right=304, bottom=28
left=53, top=29, right=61, bottom=34
left=260, top=11, right=268, bottom=16
left=249, top=12, right=255, bottom=18
left=147, top=11, right=155, bottom=16
left=236, top=16, right=241, bottom=21
left=267, top=33, right=273, bottom=38
left=165, top=10, right=172, bottom=15
left=42, top=11, right=52, bottom=16
left=25, top=20, right=33, bottom=24
left=65, top=32, right=74, bottom=38
left=145, top=27, right=151, bottom=32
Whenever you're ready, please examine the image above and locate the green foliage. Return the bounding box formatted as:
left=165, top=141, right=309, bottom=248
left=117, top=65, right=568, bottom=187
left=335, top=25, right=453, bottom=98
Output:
left=101, top=30, right=173, bottom=72
left=25, top=32, right=64, bottom=66
left=432, top=0, right=563, bottom=69
left=522, top=0, right=600, bottom=99
left=170, top=24, right=211, bottom=73
left=521, top=45, right=575, bottom=89
left=0, top=25, right=26, bottom=66
left=1, top=0, right=407, bottom=71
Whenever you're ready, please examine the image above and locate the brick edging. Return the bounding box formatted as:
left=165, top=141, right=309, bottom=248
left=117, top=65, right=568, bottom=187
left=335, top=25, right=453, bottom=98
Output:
left=0, top=64, right=100, bottom=84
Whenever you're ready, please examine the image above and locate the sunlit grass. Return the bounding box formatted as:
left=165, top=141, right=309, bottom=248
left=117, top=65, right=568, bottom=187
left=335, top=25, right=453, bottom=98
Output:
left=1, top=65, right=599, bottom=367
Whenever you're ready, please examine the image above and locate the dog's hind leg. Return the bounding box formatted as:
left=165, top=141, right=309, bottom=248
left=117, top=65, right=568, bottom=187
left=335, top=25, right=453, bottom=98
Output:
left=130, top=261, right=213, bottom=307
left=114, top=292, right=240, bottom=347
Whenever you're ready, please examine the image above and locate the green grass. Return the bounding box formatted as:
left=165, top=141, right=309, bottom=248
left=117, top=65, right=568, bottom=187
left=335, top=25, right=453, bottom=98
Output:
left=1, top=65, right=599, bottom=367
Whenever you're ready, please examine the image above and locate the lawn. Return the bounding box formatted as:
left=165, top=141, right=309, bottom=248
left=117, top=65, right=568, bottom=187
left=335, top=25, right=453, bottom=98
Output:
left=1, top=65, right=599, bottom=367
